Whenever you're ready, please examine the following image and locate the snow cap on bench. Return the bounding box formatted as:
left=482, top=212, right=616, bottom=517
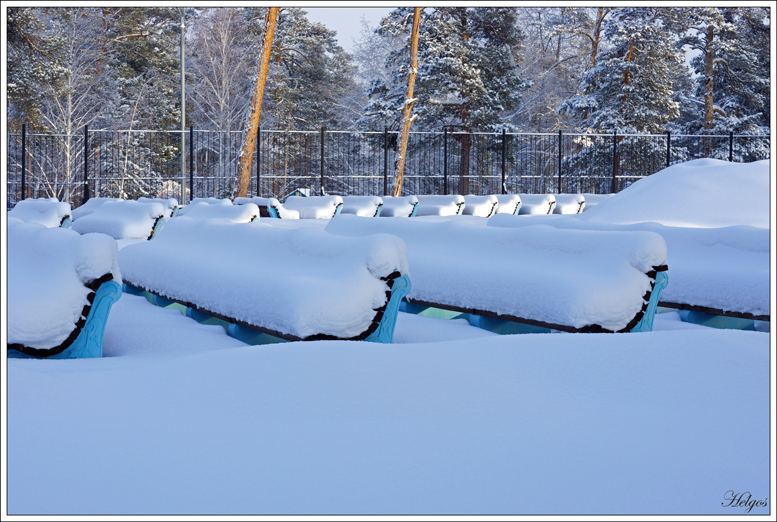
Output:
left=174, top=201, right=260, bottom=223
left=462, top=195, right=499, bottom=217
left=495, top=194, right=522, bottom=215
left=518, top=194, right=556, bottom=215
left=8, top=218, right=121, bottom=349
left=71, top=197, right=124, bottom=221
left=71, top=200, right=166, bottom=240
left=283, top=195, right=343, bottom=219
left=341, top=196, right=384, bottom=217
left=234, top=196, right=300, bottom=219
left=8, top=197, right=72, bottom=227
left=415, top=195, right=465, bottom=216
left=380, top=196, right=418, bottom=217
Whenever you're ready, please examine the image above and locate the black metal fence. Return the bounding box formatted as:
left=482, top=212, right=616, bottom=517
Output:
left=7, top=125, right=770, bottom=209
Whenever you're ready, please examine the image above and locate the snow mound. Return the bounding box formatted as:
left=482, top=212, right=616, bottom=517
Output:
left=71, top=197, right=124, bottom=221
left=495, top=194, right=522, bottom=214
left=283, top=196, right=343, bottom=219
left=118, top=218, right=408, bottom=339
left=138, top=197, right=179, bottom=217
left=342, top=196, right=384, bottom=217
left=489, top=213, right=769, bottom=317
left=235, top=197, right=300, bottom=219
left=8, top=198, right=71, bottom=227
left=553, top=194, right=586, bottom=214
left=462, top=195, right=499, bottom=217
left=518, top=194, right=556, bottom=214
left=415, top=195, right=465, bottom=216
left=172, top=201, right=260, bottom=224
left=8, top=218, right=121, bottom=349
left=71, top=200, right=166, bottom=240
left=326, top=214, right=667, bottom=332
left=380, top=196, right=418, bottom=217
left=580, top=159, right=769, bottom=228
left=189, top=197, right=233, bottom=206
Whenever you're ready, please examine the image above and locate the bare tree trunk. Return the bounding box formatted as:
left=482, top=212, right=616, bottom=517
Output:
left=234, top=7, right=278, bottom=198
left=392, top=7, right=421, bottom=197
left=703, top=25, right=715, bottom=157
left=457, top=133, right=472, bottom=195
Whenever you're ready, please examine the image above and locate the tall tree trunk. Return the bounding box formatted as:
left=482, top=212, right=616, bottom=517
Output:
left=392, top=7, right=421, bottom=197
left=457, top=133, right=472, bottom=195
left=703, top=25, right=715, bottom=157
left=234, top=7, right=278, bottom=198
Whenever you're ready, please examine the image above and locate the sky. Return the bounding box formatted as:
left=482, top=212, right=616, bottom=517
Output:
left=304, top=7, right=394, bottom=53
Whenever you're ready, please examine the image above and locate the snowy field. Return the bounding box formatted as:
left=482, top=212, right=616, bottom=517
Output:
left=4, top=159, right=775, bottom=516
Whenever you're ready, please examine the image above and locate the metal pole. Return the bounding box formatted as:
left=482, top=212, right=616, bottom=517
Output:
left=729, top=131, right=734, bottom=162
left=501, top=129, right=507, bottom=194
left=320, top=126, right=325, bottom=195
left=256, top=127, right=262, bottom=197
left=666, top=131, right=671, bottom=168
left=83, top=125, right=90, bottom=202
left=20, top=124, right=26, bottom=201
left=557, top=129, right=562, bottom=194
left=383, top=126, right=388, bottom=196
left=180, top=8, right=187, bottom=204
left=443, top=128, right=448, bottom=195
left=611, top=129, right=618, bottom=194
left=189, top=126, right=194, bottom=200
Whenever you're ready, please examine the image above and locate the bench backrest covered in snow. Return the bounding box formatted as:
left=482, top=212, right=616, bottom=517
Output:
left=341, top=196, right=384, bottom=217
left=234, top=197, right=300, bottom=219
left=518, top=194, right=556, bottom=215
left=415, top=195, right=466, bottom=216
left=282, top=196, right=344, bottom=219
left=9, top=198, right=72, bottom=228
left=7, top=218, right=122, bottom=358
left=553, top=194, right=586, bottom=214
left=71, top=200, right=167, bottom=240
left=119, top=218, right=411, bottom=342
left=138, top=197, right=179, bottom=217
left=326, top=214, right=668, bottom=333
left=462, top=195, right=499, bottom=218
left=173, top=201, right=260, bottom=223
left=71, top=197, right=124, bottom=221
left=380, top=196, right=418, bottom=217
left=495, top=194, right=522, bottom=215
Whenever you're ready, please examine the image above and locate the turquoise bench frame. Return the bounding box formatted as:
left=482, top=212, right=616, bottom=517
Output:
left=8, top=278, right=122, bottom=359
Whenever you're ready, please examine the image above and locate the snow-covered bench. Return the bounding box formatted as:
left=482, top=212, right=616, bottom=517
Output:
left=415, top=195, right=466, bottom=216
left=581, top=194, right=614, bottom=211
left=8, top=197, right=72, bottom=228
left=380, top=196, right=418, bottom=217
left=492, top=213, right=769, bottom=325
left=234, top=196, right=300, bottom=219
left=71, top=197, right=124, bottom=221
left=119, top=218, right=410, bottom=343
left=326, top=215, right=668, bottom=334
left=518, top=194, right=556, bottom=215
left=553, top=194, right=586, bottom=214
left=282, top=195, right=343, bottom=219
left=462, top=195, right=499, bottom=217
left=138, top=197, right=179, bottom=218
left=8, top=218, right=122, bottom=359
left=341, top=196, right=384, bottom=217
left=495, top=194, right=522, bottom=215
left=71, top=200, right=167, bottom=240
left=173, top=201, right=260, bottom=223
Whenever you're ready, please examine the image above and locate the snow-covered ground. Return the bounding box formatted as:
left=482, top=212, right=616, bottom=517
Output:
left=5, top=159, right=774, bottom=515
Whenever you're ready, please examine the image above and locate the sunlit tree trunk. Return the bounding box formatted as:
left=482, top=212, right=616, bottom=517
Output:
left=392, top=7, right=421, bottom=197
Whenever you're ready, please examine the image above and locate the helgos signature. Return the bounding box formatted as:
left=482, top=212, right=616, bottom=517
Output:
left=722, top=490, right=768, bottom=513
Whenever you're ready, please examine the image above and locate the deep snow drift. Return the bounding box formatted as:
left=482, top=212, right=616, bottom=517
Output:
left=7, top=197, right=71, bottom=227
left=580, top=158, right=769, bottom=228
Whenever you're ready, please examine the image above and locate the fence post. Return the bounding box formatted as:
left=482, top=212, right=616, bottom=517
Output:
left=320, top=126, right=325, bottom=195
left=666, top=131, right=671, bottom=168
left=83, top=125, right=90, bottom=202
left=611, top=129, right=618, bottom=194
left=255, top=127, right=261, bottom=196
left=189, top=126, right=194, bottom=200
left=20, top=124, right=26, bottom=201
left=729, top=131, right=734, bottom=162
left=443, top=128, right=448, bottom=195
left=383, top=126, right=388, bottom=196
left=501, top=129, right=507, bottom=194
left=557, top=129, right=562, bottom=194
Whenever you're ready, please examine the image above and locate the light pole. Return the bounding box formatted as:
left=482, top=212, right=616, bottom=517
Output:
left=179, top=8, right=186, bottom=204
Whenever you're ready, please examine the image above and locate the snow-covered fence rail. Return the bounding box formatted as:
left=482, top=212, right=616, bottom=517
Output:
left=7, top=127, right=770, bottom=210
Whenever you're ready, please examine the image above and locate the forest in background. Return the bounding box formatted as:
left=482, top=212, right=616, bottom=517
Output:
left=6, top=7, right=772, bottom=203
